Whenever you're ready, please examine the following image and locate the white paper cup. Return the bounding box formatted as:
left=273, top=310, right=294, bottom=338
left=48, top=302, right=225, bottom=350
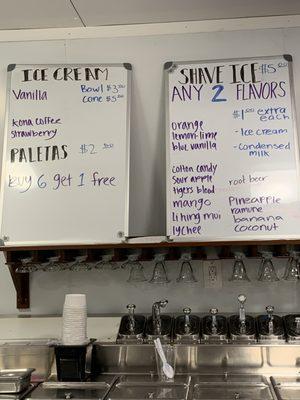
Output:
left=62, top=294, right=88, bottom=345
left=64, top=294, right=87, bottom=308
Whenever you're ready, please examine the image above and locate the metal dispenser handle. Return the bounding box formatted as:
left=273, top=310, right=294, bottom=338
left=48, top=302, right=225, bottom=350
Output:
left=152, top=299, right=168, bottom=335
left=210, top=308, right=218, bottom=334
left=237, top=294, right=247, bottom=334
left=266, top=305, right=274, bottom=335
left=127, top=304, right=136, bottom=334
left=153, top=300, right=168, bottom=311
left=183, top=307, right=191, bottom=334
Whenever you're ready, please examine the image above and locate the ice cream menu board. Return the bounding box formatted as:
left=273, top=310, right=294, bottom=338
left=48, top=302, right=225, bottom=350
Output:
left=0, top=63, right=131, bottom=246
left=165, top=55, right=300, bottom=241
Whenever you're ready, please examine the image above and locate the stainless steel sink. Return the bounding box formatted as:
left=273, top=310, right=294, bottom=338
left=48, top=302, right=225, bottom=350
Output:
left=191, top=386, right=273, bottom=399
left=41, top=382, right=111, bottom=389
left=106, top=374, right=276, bottom=400
left=271, top=376, right=300, bottom=400
left=25, top=373, right=279, bottom=400
left=26, top=384, right=111, bottom=400
left=273, top=387, right=300, bottom=400
left=115, top=375, right=190, bottom=386
left=190, top=374, right=275, bottom=400
left=191, top=374, right=269, bottom=385
left=106, top=386, right=188, bottom=399
left=107, top=375, right=190, bottom=400
left=25, top=377, right=115, bottom=400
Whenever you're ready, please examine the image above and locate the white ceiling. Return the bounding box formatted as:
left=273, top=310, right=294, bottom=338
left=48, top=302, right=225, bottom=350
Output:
left=0, top=0, right=300, bottom=30
left=73, top=0, right=300, bottom=27
left=0, top=0, right=81, bottom=29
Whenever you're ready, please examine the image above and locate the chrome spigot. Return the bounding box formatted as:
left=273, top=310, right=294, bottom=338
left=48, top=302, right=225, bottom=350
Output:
left=266, top=305, right=274, bottom=335
left=210, top=308, right=218, bottom=334
left=126, top=304, right=136, bottom=334
left=295, top=317, right=300, bottom=335
left=237, top=294, right=247, bottom=334
left=152, top=299, right=168, bottom=335
left=183, top=307, right=191, bottom=334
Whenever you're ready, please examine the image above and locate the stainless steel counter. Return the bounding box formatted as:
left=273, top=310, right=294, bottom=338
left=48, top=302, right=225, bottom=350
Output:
left=3, top=342, right=300, bottom=399
left=93, top=343, right=300, bottom=375
left=25, top=373, right=291, bottom=400
left=91, top=343, right=300, bottom=399
left=0, top=341, right=54, bottom=382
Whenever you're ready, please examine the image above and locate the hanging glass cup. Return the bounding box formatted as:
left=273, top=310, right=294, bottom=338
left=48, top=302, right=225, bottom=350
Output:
left=258, top=252, right=279, bottom=282
left=95, top=252, right=118, bottom=271
left=16, top=257, right=33, bottom=273
left=46, top=256, right=63, bottom=272
left=176, top=252, right=197, bottom=283
left=127, top=261, right=147, bottom=283
left=69, top=255, right=92, bottom=272
left=229, top=253, right=250, bottom=282
left=122, top=253, right=147, bottom=283
left=149, top=254, right=170, bottom=284
left=283, top=251, right=300, bottom=281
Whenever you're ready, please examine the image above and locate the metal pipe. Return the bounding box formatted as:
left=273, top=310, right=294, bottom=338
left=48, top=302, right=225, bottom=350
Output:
left=126, top=304, right=136, bottom=334
left=152, top=299, right=168, bottom=335
left=183, top=307, right=191, bottom=334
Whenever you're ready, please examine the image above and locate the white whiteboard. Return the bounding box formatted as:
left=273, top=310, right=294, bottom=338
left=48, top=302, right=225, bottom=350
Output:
left=0, top=63, right=131, bottom=246
left=165, top=55, right=300, bottom=241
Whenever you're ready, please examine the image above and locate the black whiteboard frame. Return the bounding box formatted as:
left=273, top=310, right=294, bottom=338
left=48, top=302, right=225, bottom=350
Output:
left=0, top=63, right=132, bottom=247
left=164, top=54, right=300, bottom=242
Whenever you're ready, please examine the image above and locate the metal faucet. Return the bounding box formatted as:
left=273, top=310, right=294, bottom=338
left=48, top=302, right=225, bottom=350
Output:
left=266, top=305, right=274, bottom=335
left=237, top=294, right=247, bottom=334
left=152, top=299, right=168, bottom=335
left=210, top=308, right=218, bottom=335
left=126, top=304, right=136, bottom=334
left=183, top=307, right=191, bottom=334
left=295, top=317, right=300, bottom=335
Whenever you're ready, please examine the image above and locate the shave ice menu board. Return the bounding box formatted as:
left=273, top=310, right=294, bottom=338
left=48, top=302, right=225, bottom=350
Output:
left=0, top=64, right=131, bottom=246
left=166, top=55, right=300, bottom=241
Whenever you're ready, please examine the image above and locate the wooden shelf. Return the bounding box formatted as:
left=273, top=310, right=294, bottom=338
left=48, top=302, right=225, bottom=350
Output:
left=5, top=252, right=30, bottom=309
left=1, top=238, right=300, bottom=251
left=1, top=239, right=297, bottom=310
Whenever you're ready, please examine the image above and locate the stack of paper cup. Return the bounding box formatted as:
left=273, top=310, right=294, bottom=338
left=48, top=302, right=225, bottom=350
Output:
left=62, top=294, right=87, bottom=345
